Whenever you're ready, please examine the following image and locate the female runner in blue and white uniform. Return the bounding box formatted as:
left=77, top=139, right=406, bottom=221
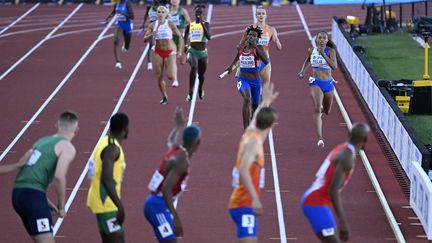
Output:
left=298, top=31, right=338, bottom=148
left=104, top=0, right=134, bottom=69
left=224, top=26, right=268, bottom=129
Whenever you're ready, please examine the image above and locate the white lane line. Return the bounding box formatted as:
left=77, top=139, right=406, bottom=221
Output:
left=295, top=3, right=406, bottom=243
left=174, top=4, right=213, bottom=209
left=0, top=3, right=40, bottom=35
left=252, top=4, right=257, bottom=23
left=0, top=18, right=115, bottom=162
left=251, top=4, right=287, bottom=242
left=294, top=3, right=313, bottom=42
left=0, top=16, right=107, bottom=31
left=53, top=43, right=150, bottom=235
left=268, top=130, right=287, bottom=243
left=0, top=22, right=109, bottom=39
left=0, top=3, right=84, bottom=81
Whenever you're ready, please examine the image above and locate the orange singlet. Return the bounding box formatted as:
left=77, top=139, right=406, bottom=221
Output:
left=229, top=130, right=265, bottom=209
left=254, top=24, right=273, bottom=54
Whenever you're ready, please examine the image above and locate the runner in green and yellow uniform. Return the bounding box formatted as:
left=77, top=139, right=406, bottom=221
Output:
left=184, top=4, right=211, bottom=101
left=87, top=113, right=129, bottom=243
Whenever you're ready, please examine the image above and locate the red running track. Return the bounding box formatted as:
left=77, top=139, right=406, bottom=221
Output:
left=0, top=3, right=427, bottom=243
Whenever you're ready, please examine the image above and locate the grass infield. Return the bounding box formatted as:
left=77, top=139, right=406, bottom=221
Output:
left=355, top=32, right=432, bottom=145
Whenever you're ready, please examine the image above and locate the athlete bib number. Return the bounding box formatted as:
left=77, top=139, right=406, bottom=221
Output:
left=190, top=29, right=203, bottom=42
left=232, top=167, right=265, bottom=188
left=27, top=150, right=42, bottom=166
left=259, top=168, right=265, bottom=188
left=242, top=214, right=255, bottom=227
left=232, top=167, right=240, bottom=188
left=258, top=36, right=269, bottom=46
left=158, top=222, right=174, bottom=238
left=239, top=55, right=255, bottom=68
left=87, top=159, right=96, bottom=180
left=236, top=80, right=242, bottom=91
left=115, top=14, right=127, bottom=22
left=149, top=12, right=157, bottom=22
left=107, top=217, right=122, bottom=233
left=148, top=170, right=165, bottom=191
left=311, top=54, right=326, bottom=66
left=169, top=15, right=180, bottom=26
left=308, top=76, right=316, bottom=84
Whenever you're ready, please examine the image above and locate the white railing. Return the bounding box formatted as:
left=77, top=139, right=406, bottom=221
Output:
left=332, top=19, right=431, bottom=239
left=332, top=20, right=422, bottom=175
left=410, top=161, right=432, bottom=239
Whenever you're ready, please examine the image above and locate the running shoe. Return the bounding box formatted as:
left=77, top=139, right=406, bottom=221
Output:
left=115, top=62, right=122, bottom=69
left=198, top=90, right=205, bottom=100
left=147, top=62, right=153, bottom=71
left=186, top=94, right=192, bottom=102
left=172, top=80, right=179, bottom=87
left=317, top=139, right=325, bottom=148
left=121, top=45, right=128, bottom=52
left=160, top=97, right=168, bottom=105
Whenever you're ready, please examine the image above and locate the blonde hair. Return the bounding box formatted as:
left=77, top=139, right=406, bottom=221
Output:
left=157, top=5, right=168, bottom=14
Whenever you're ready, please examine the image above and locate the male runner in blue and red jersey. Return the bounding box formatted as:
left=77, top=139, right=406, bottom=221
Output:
left=301, top=123, right=370, bottom=242
left=144, top=107, right=201, bottom=243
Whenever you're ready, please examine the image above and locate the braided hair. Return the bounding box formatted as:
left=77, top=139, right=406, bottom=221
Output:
left=246, top=25, right=263, bottom=39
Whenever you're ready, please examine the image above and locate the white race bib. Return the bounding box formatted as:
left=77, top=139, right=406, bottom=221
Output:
left=239, top=55, right=255, bottom=68
left=87, top=159, right=96, bottom=180
left=169, top=14, right=180, bottom=26
left=236, top=80, right=242, bottom=91
left=149, top=12, right=157, bottom=22
left=190, top=29, right=203, bottom=42
left=232, top=167, right=240, bottom=188
left=311, top=55, right=326, bottom=66
left=308, top=76, right=316, bottom=84
left=107, top=217, right=122, bottom=233
left=322, top=227, right=335, bottom=236
left=259, top=168, right=265, bottom=188
left=241, top=214, right=255, bottom=228
left=158, top=222, right=173, bottom=238
left=258, top=36, right=269, bottom=46
left=148, top=170, right=165, bottom=191
left=27, top=149, right=42, bottom=166
left=36, top=218, right=50, bottom=233
left=115, top=13, right=126, bottom=22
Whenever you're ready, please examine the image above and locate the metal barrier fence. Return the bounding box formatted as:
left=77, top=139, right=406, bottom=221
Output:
left=373, top=0, right=432, bottom=29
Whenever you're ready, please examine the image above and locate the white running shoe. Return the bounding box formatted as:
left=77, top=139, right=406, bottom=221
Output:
left=172, top=80, right=179, bottom=87
left=147, top=62, right=153, bottom=71
left=115, top=62, right=122, bottom=69
left=121, top=45, right=128, bottom=52
left=317, top=139, right=325, bottom=148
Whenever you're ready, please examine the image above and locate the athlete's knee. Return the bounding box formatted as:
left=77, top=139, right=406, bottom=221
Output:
left=314, top=106, right=323, bottom=114
left=243, top=95, right=252, bottom=105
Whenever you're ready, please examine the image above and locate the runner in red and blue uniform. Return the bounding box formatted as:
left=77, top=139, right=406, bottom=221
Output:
left=144, top=108, right=201, bottom=243
left=224, top=25, right=268, bottom=129
left=301, top=123, right=370, bottom=243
